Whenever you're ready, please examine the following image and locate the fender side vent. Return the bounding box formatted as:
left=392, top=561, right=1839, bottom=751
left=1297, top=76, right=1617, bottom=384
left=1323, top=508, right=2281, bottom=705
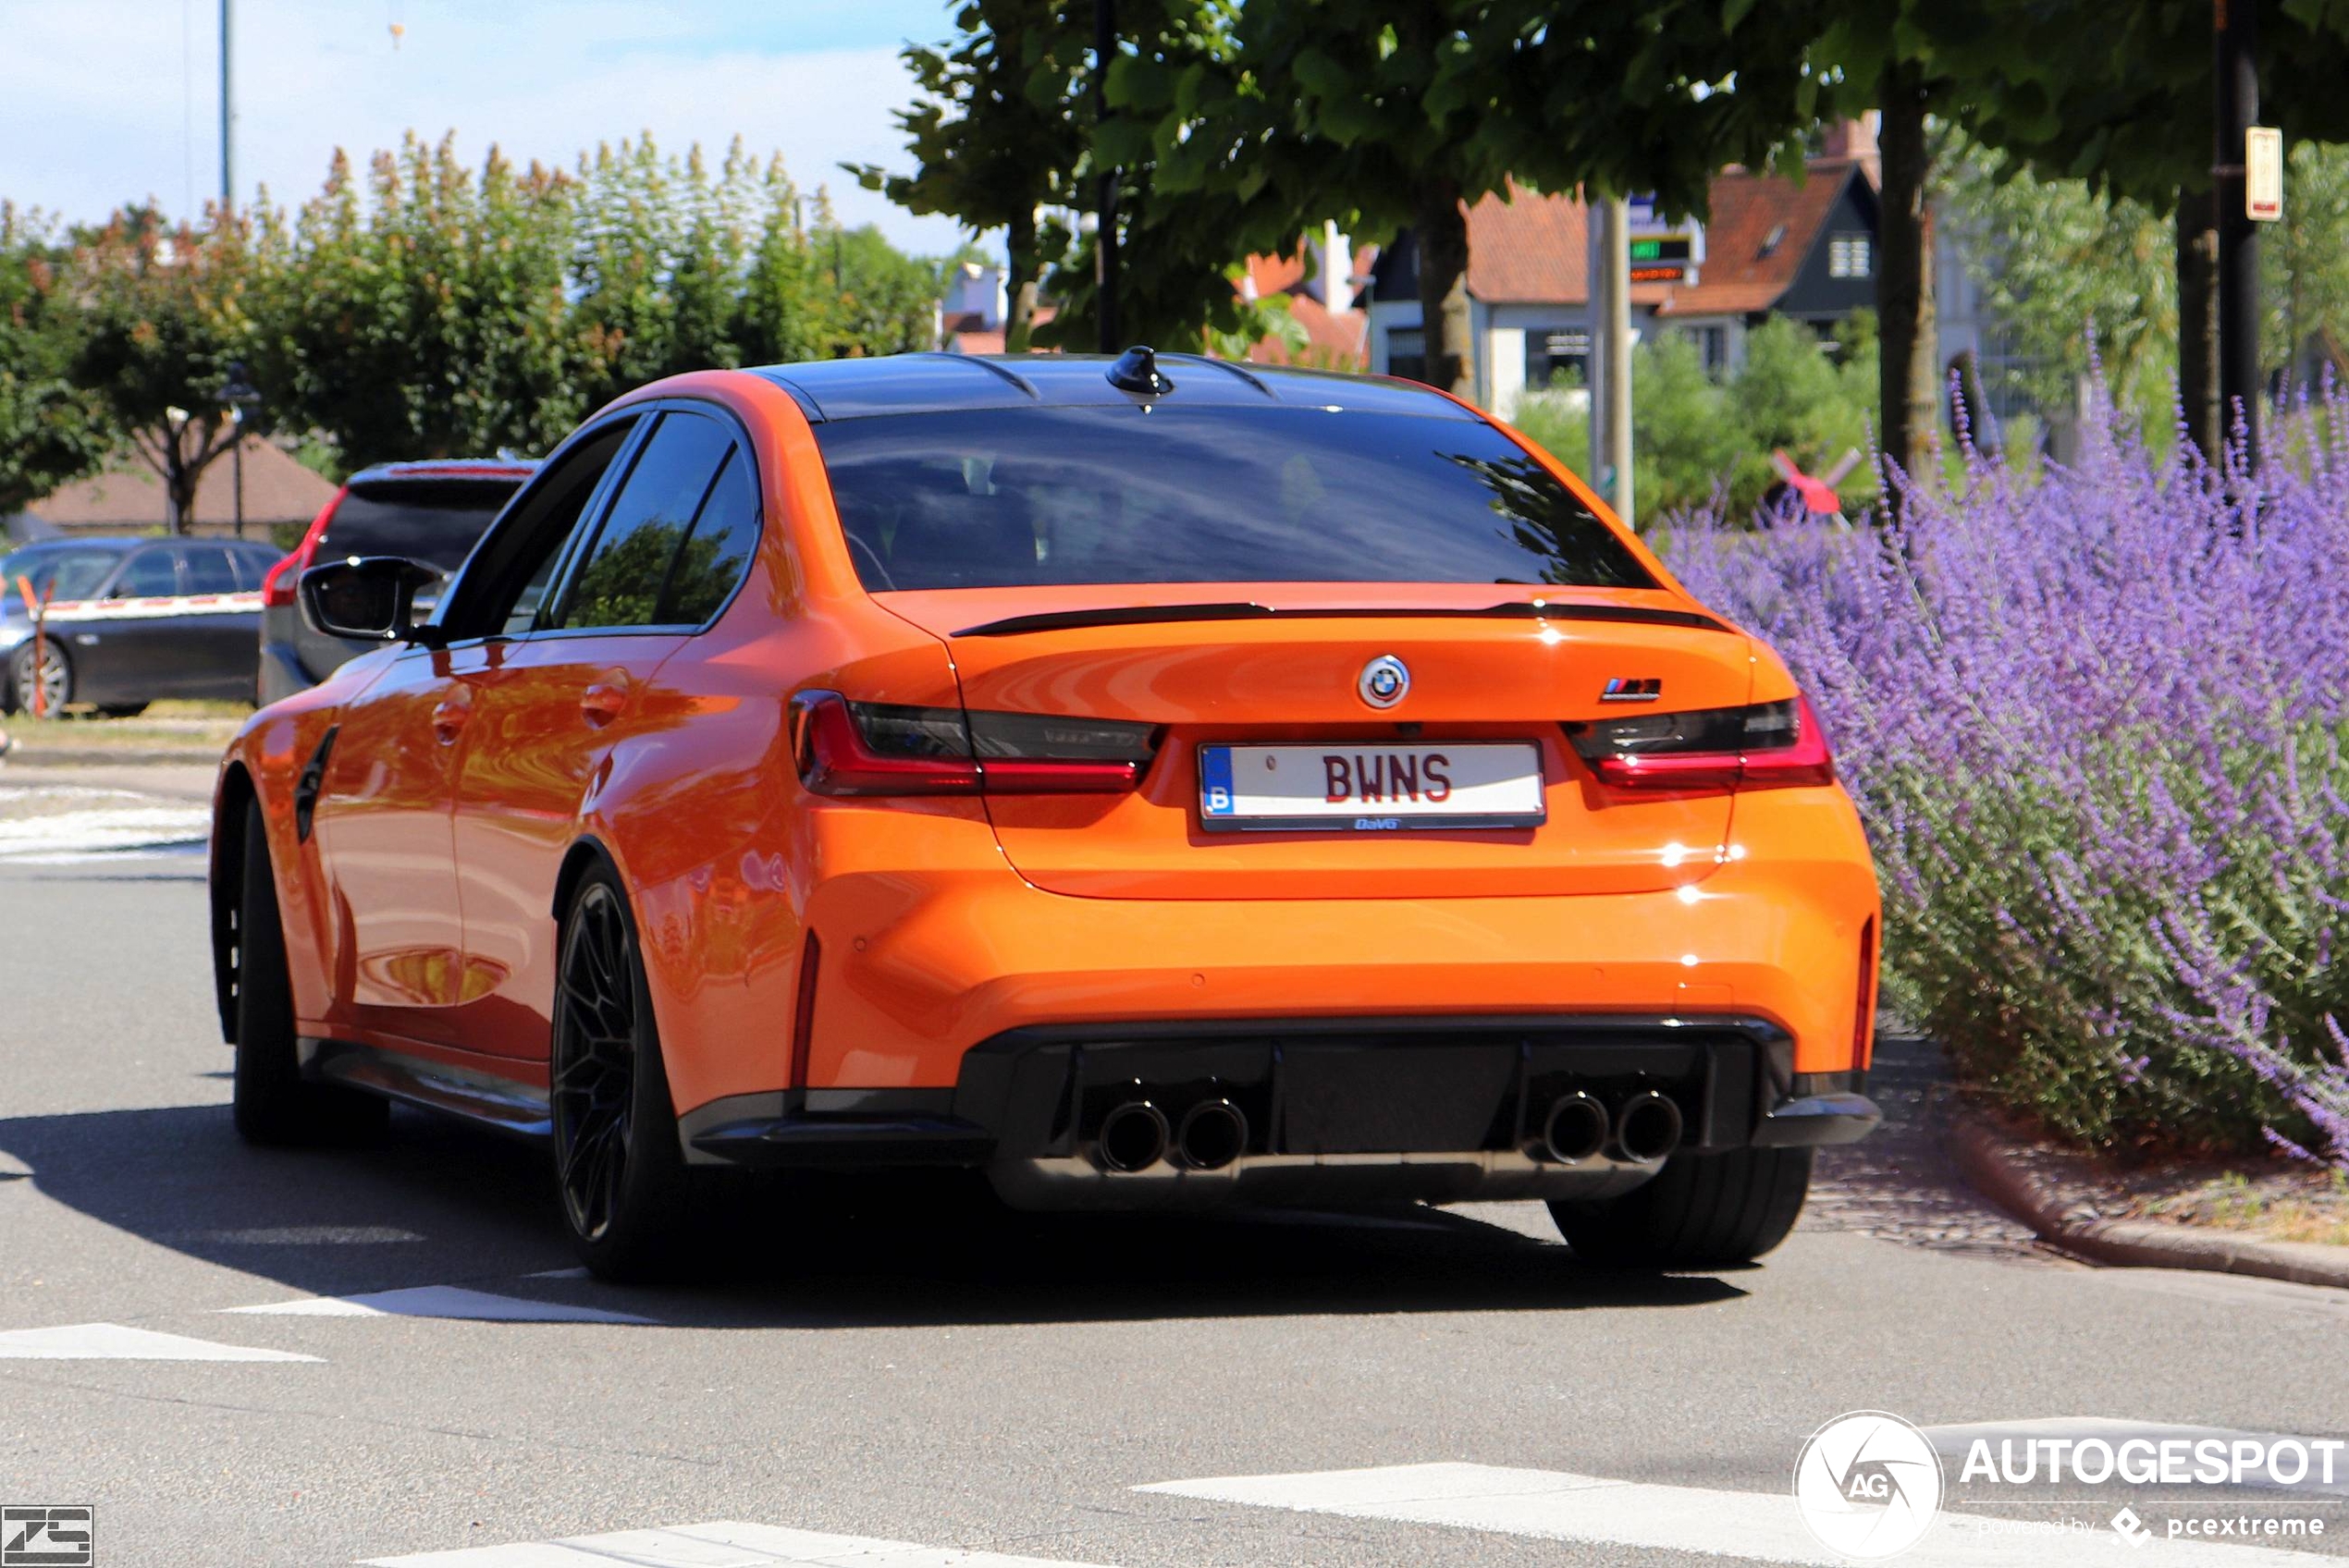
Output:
left=294, top=725, right=338, bottom=843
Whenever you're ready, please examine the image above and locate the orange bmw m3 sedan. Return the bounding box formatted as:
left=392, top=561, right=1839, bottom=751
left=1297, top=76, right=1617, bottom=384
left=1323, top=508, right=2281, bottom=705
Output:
left=210, top=349, right=1881, bottom=1280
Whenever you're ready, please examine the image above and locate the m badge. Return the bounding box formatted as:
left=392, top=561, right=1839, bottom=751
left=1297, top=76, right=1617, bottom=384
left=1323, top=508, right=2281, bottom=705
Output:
left=1600, top=677, right=1662, bottom=703
left=2, top=1506, right=93, bottom=1568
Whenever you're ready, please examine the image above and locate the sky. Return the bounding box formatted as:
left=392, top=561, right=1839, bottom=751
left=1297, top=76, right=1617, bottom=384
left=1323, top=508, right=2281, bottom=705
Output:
left=0, top=0, right=978, bottom=254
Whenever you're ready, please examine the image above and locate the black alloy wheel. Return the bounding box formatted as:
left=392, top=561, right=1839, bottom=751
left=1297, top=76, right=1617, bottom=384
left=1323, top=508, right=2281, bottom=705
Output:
left=550, top=865, right=695, bottom=1278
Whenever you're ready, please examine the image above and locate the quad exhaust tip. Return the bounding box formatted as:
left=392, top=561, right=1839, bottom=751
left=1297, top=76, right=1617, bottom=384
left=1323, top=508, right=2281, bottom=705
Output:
left=1538, top=1092, right=1611, bottom=1164
left=1096, top=1101, right=1171, bottom=1173
left=1177, top=1099, right=1248, bottom=1170
left=1614, top=1090, right=1684, bottom=1163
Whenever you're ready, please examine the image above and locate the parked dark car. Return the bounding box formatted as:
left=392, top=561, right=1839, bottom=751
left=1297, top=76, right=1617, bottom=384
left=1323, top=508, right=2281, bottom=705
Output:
left=258, top=459, right=537, bottom=704
left=1, top=535, right=284, bottom=715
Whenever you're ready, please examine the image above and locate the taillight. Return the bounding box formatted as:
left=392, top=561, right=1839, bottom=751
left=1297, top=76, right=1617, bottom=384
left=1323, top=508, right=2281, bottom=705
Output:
left=1564, top=693, right=1836, bottom=792
left=790, top=692, right=1156, bottom=796
left=1853, top=916, right=1878, bottom=1066
left=261, top=490, right=345, bottom=608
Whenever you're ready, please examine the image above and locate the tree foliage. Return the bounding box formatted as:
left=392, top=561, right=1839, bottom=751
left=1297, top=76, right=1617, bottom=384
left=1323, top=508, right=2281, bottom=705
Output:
left=0, top=205, right=112, bottom=516
left=68, top=205, right=265, bottom=530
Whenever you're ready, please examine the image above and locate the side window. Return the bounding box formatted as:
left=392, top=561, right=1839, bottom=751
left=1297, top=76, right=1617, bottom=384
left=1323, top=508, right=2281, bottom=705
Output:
left=178, top=545, right=241, bottom=594
left=437, top=418, right=639, bottom=640
left=235, top=545, right=282, bottom=590
left=110, top=551, right=180, bottom=599
left=656, top=447, right=761, bottom=625
left=553, top=410, right=733, bottom=631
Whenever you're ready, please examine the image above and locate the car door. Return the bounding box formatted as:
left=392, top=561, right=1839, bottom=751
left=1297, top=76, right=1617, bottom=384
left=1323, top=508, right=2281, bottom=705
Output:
left=61, top=545, right=183, bottom=704
left=308, top=423, right=642, bottom=1052
left=445, top=407, right=746, bottom=1060
left=173, top=543, right=264, bottom=699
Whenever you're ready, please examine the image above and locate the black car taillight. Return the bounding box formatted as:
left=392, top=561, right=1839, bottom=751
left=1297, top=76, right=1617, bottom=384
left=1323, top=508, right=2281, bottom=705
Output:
left=262, top=490, right=343, bottom=609
left=1564, top=694, right=1835, bottom=792
left=790, top=692, right=1156, bottom=796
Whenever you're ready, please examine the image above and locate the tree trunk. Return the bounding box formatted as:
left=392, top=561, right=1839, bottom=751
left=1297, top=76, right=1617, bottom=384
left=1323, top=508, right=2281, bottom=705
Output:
left=1004, top=209, right=1038, bottom=354
left=2176, top=189, right=2220, bottom=462
left=1877, top=66, right=1937, bottom=484
left=1413, top=178, right=1475, bottom=399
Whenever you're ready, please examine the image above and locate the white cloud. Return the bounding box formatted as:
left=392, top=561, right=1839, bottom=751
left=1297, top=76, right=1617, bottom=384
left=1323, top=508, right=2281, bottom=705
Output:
left=0, top=0, right=976, bottom=254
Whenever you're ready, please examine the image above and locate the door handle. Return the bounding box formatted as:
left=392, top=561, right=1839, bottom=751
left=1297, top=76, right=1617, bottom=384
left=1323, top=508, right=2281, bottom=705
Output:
left=581, top=681, right=627, bottom=729
left=431, top=698, right=469, bottom=744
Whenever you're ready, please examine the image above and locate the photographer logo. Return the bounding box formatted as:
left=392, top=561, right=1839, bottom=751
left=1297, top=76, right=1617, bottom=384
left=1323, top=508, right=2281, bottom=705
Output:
left=1794, top=1412, right=1943, bottom=1560
left=2, top=1506, right=93, bottom=1568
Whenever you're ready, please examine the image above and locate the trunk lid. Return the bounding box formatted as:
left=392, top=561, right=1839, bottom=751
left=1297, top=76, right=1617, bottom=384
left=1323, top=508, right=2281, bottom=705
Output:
left=879, top=586, right=1753, bottom=901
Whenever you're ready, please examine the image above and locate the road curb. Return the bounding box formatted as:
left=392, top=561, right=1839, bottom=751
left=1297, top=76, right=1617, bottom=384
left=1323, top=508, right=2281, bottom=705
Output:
left=1948, top=1113, right=2349, bottom=1291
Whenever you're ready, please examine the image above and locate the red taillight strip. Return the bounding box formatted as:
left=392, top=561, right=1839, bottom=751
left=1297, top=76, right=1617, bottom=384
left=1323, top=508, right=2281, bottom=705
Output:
left=793, top=692, right=982, bottom=796
left=261, top=490, right=345, bottom=608
left=1584, top=694, right=1836, bottom=792
left=791, top=692, right=1146, bottom=797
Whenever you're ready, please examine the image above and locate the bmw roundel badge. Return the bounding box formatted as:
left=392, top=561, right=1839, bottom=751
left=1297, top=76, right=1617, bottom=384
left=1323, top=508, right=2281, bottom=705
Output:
left=1358, top=654, right=1410, bottom=709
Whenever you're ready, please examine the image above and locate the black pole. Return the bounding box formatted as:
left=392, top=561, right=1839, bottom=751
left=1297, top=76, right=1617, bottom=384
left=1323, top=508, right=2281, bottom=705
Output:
left=1094, top=0, right=1119, bottom=353
left=2215, top=0, right=2260, bottom=468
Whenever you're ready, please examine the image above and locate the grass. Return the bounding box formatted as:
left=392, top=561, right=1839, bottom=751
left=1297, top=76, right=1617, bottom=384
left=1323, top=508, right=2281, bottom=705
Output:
left=2141, top=1170, right=2349, bottom=1248
left=4, top=698, right=248, bottom=753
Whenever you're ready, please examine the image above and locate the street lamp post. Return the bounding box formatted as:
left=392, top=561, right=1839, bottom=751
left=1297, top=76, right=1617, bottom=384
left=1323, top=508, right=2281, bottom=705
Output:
left=2215, top=0, right=2260, bottom=469
left=1094, top=0, right=1120, bottom=353
left=220, top=363, right=261, bottom=540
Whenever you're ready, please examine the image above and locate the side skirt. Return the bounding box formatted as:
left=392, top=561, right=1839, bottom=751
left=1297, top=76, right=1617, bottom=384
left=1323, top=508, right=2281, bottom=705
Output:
left=299, top=1036, right=552, bottom=1141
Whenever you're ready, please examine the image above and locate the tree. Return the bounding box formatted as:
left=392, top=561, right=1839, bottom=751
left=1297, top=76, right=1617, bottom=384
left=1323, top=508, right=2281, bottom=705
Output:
left=68, top=205, right=268, bottom=531
left=271, top=136, right=582, bottom=463
left=1128, top=0, right=1837, bottom=398
left=0, top=205, right=112, bottom=516
left=850, top=1, right=1087, bottom=352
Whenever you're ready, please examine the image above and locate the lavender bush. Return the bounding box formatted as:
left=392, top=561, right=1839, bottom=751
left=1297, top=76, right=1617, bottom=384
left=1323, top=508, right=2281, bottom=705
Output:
left=1664, top=398, right=2349, bottom=1165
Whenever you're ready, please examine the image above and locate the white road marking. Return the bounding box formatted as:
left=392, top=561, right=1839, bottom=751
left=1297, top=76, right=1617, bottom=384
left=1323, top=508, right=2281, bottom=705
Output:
left=1137, top=1461, right=2335, bottom=1566
left=0, top=803, right=210, bottom=858
left=225, top=1284, right=651, bottom=1324
left=0, top=1322, right=318, bottom=1361
left=362, top=1520, right=1116, bottom=1567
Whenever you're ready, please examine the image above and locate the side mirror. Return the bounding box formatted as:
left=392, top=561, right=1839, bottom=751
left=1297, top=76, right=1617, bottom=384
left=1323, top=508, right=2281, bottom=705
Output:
left=300, top=557, right=443, bottom=644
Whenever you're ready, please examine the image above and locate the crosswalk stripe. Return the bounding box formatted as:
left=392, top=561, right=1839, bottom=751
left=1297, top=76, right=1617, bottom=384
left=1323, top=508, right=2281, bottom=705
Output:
left=1137, top=1461, right=2333, bottom=1566
left=361, top=1520, right=1114, bottom=1567
left=0, top=1322, right=319, bottom=1361
left=225, top=1285, right=652, bottom=1325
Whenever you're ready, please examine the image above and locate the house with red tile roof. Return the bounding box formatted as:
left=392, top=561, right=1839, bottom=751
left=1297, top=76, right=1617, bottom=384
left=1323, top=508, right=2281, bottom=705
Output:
left=1363, top=139, right=1892, bottom=412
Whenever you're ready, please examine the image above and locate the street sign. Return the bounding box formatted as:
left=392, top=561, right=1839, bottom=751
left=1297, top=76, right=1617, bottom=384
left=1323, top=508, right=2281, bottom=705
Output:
left=1621, top=195, right=1704, bottom=287
left=2247, top=126, right=2283, bottom=222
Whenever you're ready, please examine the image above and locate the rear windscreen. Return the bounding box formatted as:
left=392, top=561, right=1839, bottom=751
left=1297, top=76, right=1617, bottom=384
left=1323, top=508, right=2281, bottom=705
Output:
left=321, top=480, right=522, bottom=571
left=811, top=406, right=1654, bottom=591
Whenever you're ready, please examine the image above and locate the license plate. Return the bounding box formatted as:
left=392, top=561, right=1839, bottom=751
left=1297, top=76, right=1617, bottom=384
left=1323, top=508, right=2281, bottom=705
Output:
left=1198, top=742, right=1545, bottom=832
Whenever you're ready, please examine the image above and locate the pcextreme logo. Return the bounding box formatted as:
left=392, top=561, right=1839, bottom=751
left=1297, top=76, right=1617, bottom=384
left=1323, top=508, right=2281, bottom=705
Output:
left=1793, top=1410, right=1946, bottom=1560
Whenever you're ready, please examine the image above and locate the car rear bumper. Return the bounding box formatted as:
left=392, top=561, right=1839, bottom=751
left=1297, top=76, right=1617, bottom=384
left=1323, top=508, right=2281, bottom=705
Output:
left=676, top=1013, right=1878, bottom=1207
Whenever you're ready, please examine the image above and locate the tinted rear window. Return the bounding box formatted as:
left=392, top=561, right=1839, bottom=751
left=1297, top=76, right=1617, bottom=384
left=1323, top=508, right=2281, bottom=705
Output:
left=321, top=479, right=523, bottom=570
left=812, top=406, right=1653, bottom=591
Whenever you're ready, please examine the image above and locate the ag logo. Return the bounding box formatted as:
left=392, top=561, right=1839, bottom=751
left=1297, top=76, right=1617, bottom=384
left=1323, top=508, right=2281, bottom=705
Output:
left=1793, top=1411, right=1942, bottom=1559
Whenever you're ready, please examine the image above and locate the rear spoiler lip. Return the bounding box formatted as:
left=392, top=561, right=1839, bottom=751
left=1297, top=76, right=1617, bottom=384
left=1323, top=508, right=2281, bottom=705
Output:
left=950, top=600, right=1732, bottom=638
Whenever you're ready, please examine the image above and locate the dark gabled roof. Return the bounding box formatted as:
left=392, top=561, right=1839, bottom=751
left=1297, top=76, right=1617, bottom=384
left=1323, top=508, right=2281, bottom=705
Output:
left=749, top=352, right=1475, bottom=423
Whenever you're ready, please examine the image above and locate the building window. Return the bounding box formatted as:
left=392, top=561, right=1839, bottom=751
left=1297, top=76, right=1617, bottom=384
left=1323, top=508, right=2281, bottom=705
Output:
left=1523, top=326, right=1589, bottom=390
left=1386, top=328, right=1428, bottom=385
left=1828, top=234, right=1872, bottom=279
left=1691, top=325, right=1729, bottom=374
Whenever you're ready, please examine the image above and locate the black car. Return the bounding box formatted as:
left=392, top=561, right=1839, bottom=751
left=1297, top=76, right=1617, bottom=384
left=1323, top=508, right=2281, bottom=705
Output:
left=257, top=459, right=537, bottom=704
left=1, top=536, right=284, bottom=715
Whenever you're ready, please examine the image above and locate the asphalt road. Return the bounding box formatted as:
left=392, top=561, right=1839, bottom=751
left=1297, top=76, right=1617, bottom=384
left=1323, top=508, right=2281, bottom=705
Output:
left=5, top=765, right=2349, bottom=1567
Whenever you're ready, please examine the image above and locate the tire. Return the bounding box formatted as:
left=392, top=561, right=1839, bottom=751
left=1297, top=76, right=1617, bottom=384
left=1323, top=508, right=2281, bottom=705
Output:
left=551, top=864, right=699, bottom=1281
left=8, top=641, right=69, bottom=716
left=97, top=702, right=150, bottom=718
left=231, top=798, right=388, bottom=1145
left=1548, top=1146, right=1814, bottom=1268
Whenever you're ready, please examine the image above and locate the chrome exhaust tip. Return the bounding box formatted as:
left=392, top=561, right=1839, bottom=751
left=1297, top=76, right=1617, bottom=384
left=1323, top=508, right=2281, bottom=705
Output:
left=1538, top=1091, right=1611, bottom=1164
left=1614, top=1090, right=1684, bottom=1163
left=1095, top=1101, right=1171, bottom=1173
left=1176, top=1099, right=1248, bottom=1170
